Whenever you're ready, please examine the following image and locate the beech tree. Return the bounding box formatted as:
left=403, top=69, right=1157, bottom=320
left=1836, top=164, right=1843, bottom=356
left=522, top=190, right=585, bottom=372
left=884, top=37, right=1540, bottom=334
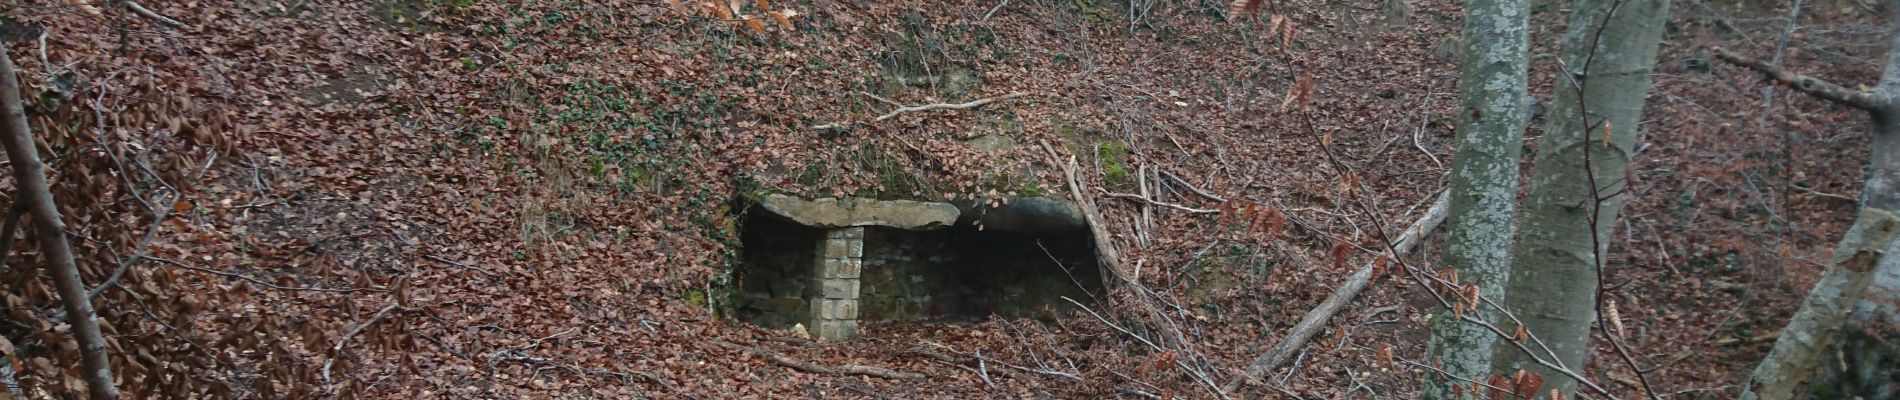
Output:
left=1423, top=0, right=1531, bottom=397
left=1715, top=1, right=1900, bottom=397
left=1488, top=0, right=1672, bottom=396
left=0, top=44, right=118, bottom=399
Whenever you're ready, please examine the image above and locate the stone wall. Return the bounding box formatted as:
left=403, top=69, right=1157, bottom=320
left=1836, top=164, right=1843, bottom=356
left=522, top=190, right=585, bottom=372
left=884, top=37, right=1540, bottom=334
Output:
left=734, top=212, right=817, bottom=330
left=859, top=226, right=1100, bottom=322
left=734, top=196, right=1101, bottom=340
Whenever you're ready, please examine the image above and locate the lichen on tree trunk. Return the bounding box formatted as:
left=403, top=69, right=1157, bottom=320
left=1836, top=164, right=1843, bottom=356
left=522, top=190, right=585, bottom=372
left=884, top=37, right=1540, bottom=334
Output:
left=1423, top=0, right=1530, bottom=396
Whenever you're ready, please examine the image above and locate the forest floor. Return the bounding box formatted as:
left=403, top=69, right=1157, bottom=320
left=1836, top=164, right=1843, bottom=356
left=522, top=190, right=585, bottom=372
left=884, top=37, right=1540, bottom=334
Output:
left=0, top=0, right=1889, bottom=398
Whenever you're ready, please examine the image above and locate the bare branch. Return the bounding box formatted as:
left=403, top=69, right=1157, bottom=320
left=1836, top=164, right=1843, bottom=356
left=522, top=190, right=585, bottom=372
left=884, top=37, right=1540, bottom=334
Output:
left=814, top=92, right=1030, bottom=129
left=713, top=340, right=923, bottom=380
left=123, top=1, right=190, bottom=29
left=1096, top=189, right=1220, bottom=213
left=1714, top=47, right=1888, bottom=112
left=1225, top=191, right=1450, bottom=392
left=322, top=303, right=405, bottom=384
left=0, top=39, right=119, bottom=400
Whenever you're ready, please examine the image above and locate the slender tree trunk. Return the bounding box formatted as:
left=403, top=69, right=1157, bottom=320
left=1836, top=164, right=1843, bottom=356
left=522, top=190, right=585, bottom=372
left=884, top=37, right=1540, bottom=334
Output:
left=1740, top=209, right=1900, bottom=400
left=1423, top=0, right=1530, bottom=396
left=0, top=45, right=119, bottom=399
left=1739, top=5, right=1900, bottom=397
left=1489, top=0, right=1670, bottom=396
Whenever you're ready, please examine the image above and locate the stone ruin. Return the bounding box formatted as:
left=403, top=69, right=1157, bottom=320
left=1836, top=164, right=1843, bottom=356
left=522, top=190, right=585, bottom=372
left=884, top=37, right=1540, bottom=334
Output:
left=735, top=194, right=1103, bottom=340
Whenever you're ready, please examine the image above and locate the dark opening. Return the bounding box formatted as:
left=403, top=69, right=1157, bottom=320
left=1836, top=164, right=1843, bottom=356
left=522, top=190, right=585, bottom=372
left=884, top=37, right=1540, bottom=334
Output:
left=733, top=210, right=821, bottom=329
left=857, top=225, right=1101, bottom=323
left=732, top=207, right=1102, bottom=329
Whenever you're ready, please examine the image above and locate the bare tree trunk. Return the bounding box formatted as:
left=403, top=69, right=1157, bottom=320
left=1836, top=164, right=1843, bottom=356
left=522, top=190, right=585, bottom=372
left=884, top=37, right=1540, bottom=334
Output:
left=1723, top=4, right=1900, bottom=397
left=1740, top=209, right=1900, bottom=400
left=1489, top=0, right=1671, bottom=396
left=0, top=45, right=119, bottom=399
left=1424, top=0, right=1531, bottom=395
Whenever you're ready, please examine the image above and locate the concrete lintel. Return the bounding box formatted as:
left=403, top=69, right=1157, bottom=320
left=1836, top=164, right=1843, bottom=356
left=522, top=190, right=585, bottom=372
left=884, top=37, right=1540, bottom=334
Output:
left=760, top=194, right=959, bottom=230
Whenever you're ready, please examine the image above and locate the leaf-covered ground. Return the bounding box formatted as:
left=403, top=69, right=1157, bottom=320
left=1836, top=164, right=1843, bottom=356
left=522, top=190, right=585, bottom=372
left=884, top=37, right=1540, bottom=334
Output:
left=0, top=0, right=1884, bottom=398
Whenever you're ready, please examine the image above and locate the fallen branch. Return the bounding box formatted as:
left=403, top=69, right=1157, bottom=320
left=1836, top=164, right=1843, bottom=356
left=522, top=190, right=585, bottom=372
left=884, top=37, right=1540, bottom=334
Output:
left=874, top=92, right=1027, bottom=121
left=1712, top=48, right=1887, bottom=112
left=714, top=340, right=923, bottom=380
left=1040, top=139, right=1228, bottom=400
left=1225, top=191, right=1451, bottom=391
left=813, top=92, right=1029, bottom=129
left=910, top=344, right=1087, bottom=381
left=322, top=303, right=404, bottom=384
left=1097, top=189, right=1219, bottom=214
left=1714, top=333, right=1779, bottom=346
left=1159, top=169, right=1227, bottom=203
left=124, top=1, right=190, bottom=29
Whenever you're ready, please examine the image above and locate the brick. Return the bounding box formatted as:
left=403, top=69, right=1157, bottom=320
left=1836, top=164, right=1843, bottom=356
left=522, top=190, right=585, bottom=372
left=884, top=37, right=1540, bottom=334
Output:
left=822, top=238, right=854, bottom=258
left=819, top=278, right=859, bottom=299
left=815, top=299, right=859, bottom=319
left=839, top=258, right=861, bottom=277
left=827, top=227, right=865, bottom=240
left=815, top=320, right=858, bottom=340
left=819, top=258, right=862, bottom=279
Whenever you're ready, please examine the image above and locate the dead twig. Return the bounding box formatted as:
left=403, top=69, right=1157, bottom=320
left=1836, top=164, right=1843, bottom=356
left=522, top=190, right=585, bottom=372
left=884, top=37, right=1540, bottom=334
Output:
left=1714, top=333, right=1779, bottom=346
left=1159, top=169, right=1226, bottom=203
left=1226, top=191, right=1450, bottom=392
left=322, top=303, right=404, bottom=384
left=123, top=1, right=190, bottom=29
left=1792, top=184, right=1858, bottom=202
left=714, top=340, right=923, bottom=380
left=1097, top=189, right=1220, bottom=213
left=913, top=342, right=1086, bottom=381
left=813, top=92, right=1030, bottom=129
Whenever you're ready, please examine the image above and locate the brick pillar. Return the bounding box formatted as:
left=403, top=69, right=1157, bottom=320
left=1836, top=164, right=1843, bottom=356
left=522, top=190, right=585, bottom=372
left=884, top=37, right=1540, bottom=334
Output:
left=813, top=227, right=863, bottom=340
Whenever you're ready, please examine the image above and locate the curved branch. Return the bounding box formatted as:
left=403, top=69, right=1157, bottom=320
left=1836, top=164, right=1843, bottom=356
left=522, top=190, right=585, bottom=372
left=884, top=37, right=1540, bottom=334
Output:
left=1713, top=47, right=1888, bottom=112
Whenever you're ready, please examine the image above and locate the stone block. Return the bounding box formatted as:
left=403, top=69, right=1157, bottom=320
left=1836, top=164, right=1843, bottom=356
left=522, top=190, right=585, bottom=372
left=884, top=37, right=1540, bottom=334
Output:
left=819, top=278, right=860, bottom=299
left=758, top=195, right=958, bottom=230
left=815, top=299, right=859, bottom=319
left=820, top=258, right=862, bottom=279
left=815, top=320, right=858, bottom=340
left=827, top=227, right=865, bottom=240
left=822, top=238, right=862, bottom=258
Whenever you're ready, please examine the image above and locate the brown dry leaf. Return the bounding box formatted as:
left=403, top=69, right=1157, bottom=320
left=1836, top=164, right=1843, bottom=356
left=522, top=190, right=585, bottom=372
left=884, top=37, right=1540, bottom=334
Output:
left=1279, top=18, right=1297, bottom=50
left=1330, top=241, right=1351, bottom=271
left=1512, top=370, right=1544, bottom=399
left=1281, top=73, right=1315, bottom=111
left=1601, top=121, right=1613, bottom=147
left=1376, top=345, right=1394, bottom=369
left=1485, top=373, right=1512, bottom=400
left=65, top=0, right=102, bottom=16
left=1607, top=299, right=1625, bottom=337
left=770, top=11, right=795, bottom=30
left=1228, top=0, right=1266, bottom=18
